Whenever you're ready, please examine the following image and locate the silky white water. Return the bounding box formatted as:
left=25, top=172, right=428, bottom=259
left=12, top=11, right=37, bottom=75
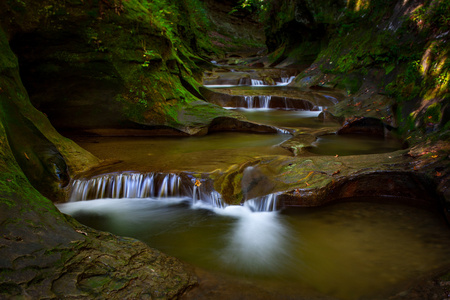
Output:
left=57, top=198, right=450, bottom=300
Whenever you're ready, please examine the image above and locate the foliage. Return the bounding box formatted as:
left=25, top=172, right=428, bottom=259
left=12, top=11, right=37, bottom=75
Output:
left=411, top=0, right=450, bottom=30
left=230, top=0, right=267, bottom=14
left=141, top=49, right=162, bottom=67
left=424, top=103, right=442, bottom=124
left=135, top=0, right=212, bottom=55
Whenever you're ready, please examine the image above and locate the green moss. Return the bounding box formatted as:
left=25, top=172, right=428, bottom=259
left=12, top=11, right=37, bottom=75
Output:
left=336, top=73, right=363, bottom=95
left=80, top=275, right=111, bottom=290
left=424, top=103, right=442, bottom=124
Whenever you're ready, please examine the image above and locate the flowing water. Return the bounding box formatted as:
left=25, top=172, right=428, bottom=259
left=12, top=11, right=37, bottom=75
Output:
left=58, top=196, right=450, bottom=300
left=63, top=71, right=448, bottom=299
left=228, top=108, right=337, bottom=129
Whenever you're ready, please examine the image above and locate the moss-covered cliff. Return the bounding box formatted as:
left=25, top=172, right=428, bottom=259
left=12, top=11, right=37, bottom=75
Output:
left=264, top=0, right=449, bottom=142
left=0, top=14, right=197, bottom=297
left=1, top=0, right=243, bottom=136
left=0, top=1, right=226, bottom=297
left=257, top=0, right=449, bottom=212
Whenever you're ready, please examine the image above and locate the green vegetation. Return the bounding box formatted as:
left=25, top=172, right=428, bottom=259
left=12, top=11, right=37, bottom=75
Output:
left=263, top=0, right=450, bottom=138
left=230, top=0, right=268, bottom=15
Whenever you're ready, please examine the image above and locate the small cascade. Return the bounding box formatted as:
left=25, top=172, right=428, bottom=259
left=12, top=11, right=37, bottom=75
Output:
left=243, top=96, right=255, bottom=108
left=69, top=173, right=183, bottom=201
left=276, top=76, right=296, bottom=86
left=238, top=77, right=252, bottom=85
left=323, top=94, right=338, bottom=104
left=158, top=174, right=181, bottom=198
left=259, top=95, right=272, bottom=109
left=242, top=96, right=272, bottom=109
left=244, top=193, right=281, bottom=212
left=283, top=97, right=293, bottom=109
left=68, top=173, right=283, bottom=213
left=251, top=79, right=265, bottom=86
left=68, top=172, right=231, bottom=209
left=69, top=173, right=185, bottom=201
left=193, top=185, right=226, bottom=209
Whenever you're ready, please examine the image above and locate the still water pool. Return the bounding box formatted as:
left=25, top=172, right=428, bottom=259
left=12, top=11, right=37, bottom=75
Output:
left=307, top=134, right=404, bottom=156
left=72, top=132, right=292, bottom=173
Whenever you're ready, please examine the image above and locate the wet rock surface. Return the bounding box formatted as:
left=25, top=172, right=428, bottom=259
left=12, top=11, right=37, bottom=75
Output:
left=0, top=10, right=196, bottom=299
left=1, top=215, right=196, bottom=299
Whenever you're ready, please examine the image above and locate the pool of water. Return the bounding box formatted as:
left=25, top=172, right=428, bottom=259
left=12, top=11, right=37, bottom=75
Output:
left=306, top=134, right=404, bottom=156
left=72, top=132, right=292, bottom=173
left=58, top=198, right=450, bottom=300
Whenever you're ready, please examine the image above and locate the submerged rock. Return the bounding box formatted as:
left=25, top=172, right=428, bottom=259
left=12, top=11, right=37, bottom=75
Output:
left=1, top=0, right=242, bottom=136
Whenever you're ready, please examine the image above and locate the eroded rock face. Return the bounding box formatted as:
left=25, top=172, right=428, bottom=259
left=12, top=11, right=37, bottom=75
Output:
left=212, top=146, right=447, bottom=214
left=0, top=23, right=196, bottom=299
left=0, top=100, right=69, bottom=201
left=337, top=116, right=389, bottom=137
left=0, top=208, right=197, bottom=299
left=0, top=27, right=98, bottom=200
left=1, top=0, right=239, bottom=136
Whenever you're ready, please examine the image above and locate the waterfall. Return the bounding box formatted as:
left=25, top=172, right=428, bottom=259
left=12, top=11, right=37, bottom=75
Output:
left=69, top=173, right=185, bottom=201
left=251, top=79, right=264, bottom=86
left=68, top=172, right=282, bottom=212
left=283, top=97, right=292, bottom=109
left=244, top=193, right=280, bottom=212
left=69, top=172, right=231, bottom=208
left=238, top=77, right=251, bottom=85
left=244, top=96, right=254, bottom=108
left=276, top=76, right=296, bottom=86
left=242, top=95, right=272, bottom=109
left=258, top=95, right=271, bottom=109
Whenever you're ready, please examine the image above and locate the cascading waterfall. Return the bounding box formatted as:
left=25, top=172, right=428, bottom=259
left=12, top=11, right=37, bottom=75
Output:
left=251, top=79, right=265, bottom=86
left=68, top=172, right=281, bottom=212
left=259, top=95, right=271, bottom=109
left=244, top=96, right=254, bottom=108
left=238, top=77, right=251, bottom=85
left=276, top=76, right=296, bottom=86
left=193, top=184, right=226, bottom=209
left=69, top=173, right=184, bottom=201
left=242, top=95, right=272, bottom=109
left=244, top=193, right=280, bottom=212
left=283, top=97, right=293, bottom=109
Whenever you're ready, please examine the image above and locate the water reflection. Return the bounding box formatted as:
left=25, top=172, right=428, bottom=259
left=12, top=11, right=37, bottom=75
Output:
left=72, top=132, right=292, bottom=173
left=307, top=134, right=404, bottom=156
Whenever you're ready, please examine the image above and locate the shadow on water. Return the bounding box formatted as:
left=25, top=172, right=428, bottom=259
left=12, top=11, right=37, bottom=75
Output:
left=306, top=134, right=404, bottom=156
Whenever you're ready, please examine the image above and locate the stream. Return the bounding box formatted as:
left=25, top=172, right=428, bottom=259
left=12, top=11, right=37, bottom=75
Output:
left=59, top=68, right=448, bottom=299
left=58, top=197, right=450, bottom=299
